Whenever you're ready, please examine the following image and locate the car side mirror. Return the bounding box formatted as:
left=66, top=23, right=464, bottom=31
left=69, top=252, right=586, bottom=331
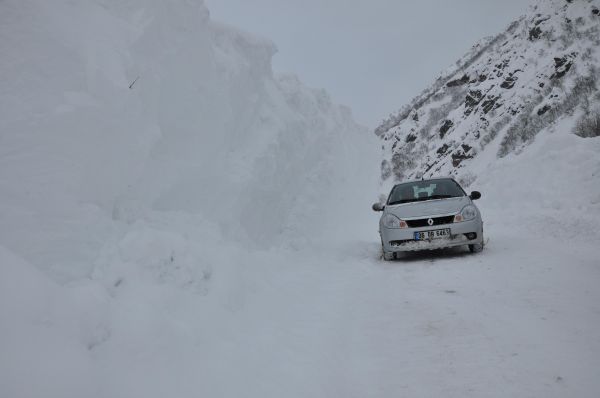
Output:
left=470, top=191, right=481, bottom=200
left=372, top=203, right=385, bottom=212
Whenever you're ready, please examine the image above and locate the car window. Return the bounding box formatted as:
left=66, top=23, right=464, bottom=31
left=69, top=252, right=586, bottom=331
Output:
left=387, top=179, right=465, bottom=204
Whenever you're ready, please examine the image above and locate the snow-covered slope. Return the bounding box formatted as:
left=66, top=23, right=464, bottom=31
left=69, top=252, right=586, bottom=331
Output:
left=376, top=0, right=600, bottom=189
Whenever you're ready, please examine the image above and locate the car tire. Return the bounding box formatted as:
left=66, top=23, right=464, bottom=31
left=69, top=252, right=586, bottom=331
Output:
left=468, top=231, right=484, bottom=253
left=383, top=251, right=395, bottom=261
left=381, top=240, right=395, bottom=261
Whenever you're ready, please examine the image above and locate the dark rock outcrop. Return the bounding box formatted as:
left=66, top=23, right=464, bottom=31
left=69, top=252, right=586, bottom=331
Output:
left=537, top=104, right=551, bottom=115
left=481, top=96, right=501, bottom=114
left=451, top=151, right=473, bottom=167
left=446, top=74, right=470, bottom=87
left=439, top=120, right=454, bottom=138
left=405, top=133, right=417, bottom=143
left=529, top=26, right=543, bottom=40
left=551, top=54, right=576, bottom=79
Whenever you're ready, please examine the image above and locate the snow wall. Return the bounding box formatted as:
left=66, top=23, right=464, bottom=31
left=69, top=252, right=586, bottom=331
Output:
left=0, top=0, right=379, bottom=280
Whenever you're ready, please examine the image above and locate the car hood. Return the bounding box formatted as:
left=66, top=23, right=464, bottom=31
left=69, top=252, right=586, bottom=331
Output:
left=385, top=196, right=470, bottom=219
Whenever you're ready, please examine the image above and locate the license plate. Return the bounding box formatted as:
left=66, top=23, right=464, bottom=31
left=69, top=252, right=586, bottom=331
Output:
left=414, top=228, right=451, bottom=241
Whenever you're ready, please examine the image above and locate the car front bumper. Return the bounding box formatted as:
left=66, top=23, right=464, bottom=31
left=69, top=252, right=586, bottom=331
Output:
left=380, top=218, right=483, bottom=252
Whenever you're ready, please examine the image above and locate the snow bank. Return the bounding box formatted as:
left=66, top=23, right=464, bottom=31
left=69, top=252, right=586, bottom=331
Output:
left=0, top=1, right=378, bottom=395
left=0, top=245, right=105, bottom=398
left=0, top=0, right=377, bottom=278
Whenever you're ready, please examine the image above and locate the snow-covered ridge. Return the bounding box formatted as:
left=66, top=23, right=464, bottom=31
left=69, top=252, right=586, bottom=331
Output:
left=376, top=0, right=600, bottom=188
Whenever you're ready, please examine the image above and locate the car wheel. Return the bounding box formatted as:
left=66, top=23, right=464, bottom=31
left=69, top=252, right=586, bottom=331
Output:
left=383, top=251, right=395, bottom=261
left=468, top=231, right=484, bottom=253
left=381, top=240, right=395, bottom=261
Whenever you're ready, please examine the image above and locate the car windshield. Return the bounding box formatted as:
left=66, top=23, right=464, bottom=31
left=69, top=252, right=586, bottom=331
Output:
left=387, top=179, right=465, bottom=205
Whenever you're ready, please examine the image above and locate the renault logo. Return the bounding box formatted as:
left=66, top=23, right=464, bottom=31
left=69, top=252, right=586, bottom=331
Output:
left=427, top=218, right=434, bottom=226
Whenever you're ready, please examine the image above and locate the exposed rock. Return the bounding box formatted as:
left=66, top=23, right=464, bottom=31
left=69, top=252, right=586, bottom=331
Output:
left=464, top=90, right=484, bottom=116
left=439, top=120, right=454, bottom=138
left=501, top=75, right=518, bottom=89
left=537, top=104, right=551, bottom=115
left=529, top=26, right=543, bottom=40
left=446, top=74, right=470, bottom=87
left=495, top=59, right=510, bottom=72
left=481, top=96, right=501, bottom=113
left=437, top=144, right=449, bottom=156
left=465, top=90, right=483, bottom=107
left=550, top=55, right=575, bottom=79
left=405, top=133, right=417, bottom=143
left=451, top=151, right=474, bottom=167
left=554, top=56, right=568, bottom=68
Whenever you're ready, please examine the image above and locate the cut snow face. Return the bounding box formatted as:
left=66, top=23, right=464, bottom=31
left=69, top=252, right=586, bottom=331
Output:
left=0, top=0, right=378, bottom=276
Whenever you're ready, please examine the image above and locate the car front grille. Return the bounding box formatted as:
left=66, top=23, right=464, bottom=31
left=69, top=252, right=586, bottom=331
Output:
left=405, top=215, right=455, bottom=228
left=390, top=240, right=413, bottom=247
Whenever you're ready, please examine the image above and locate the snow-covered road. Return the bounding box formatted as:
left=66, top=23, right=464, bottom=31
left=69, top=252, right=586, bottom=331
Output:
left=171, top=230, right=599, bottom=398
left=2, top=180, right=600, bottom=398
left=14, top=215, right=590, bottom=398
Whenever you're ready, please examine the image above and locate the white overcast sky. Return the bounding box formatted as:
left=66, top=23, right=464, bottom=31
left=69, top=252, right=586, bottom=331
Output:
left=206, top=0, right=530, bottom=127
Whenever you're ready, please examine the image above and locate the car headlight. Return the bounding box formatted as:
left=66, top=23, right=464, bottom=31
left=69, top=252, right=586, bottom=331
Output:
left=383, top=214, right=408, bottom=229
left=454, top=205, right=477, bottom=222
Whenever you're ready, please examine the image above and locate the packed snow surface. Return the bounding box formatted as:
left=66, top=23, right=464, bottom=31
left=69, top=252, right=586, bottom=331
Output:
left=1, top=0, right=599, bottom=397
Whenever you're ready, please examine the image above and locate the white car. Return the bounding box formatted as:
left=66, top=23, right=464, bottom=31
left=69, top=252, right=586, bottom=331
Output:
left=373, top=177, right=484, bottom=260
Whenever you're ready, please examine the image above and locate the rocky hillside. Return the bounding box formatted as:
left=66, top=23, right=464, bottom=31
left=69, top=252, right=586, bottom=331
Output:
left=376, top=0, right=600, bottom=190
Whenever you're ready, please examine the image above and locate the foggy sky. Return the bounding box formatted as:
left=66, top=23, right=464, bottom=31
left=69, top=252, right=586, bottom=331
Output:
left=206, top=0, right=529, bottom=127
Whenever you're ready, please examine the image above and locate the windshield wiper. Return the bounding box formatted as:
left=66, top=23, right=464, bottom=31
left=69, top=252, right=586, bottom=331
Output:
left=388, top=195, right=460, bottom=205
left=427, top=194, right=456, bottom=200
left=387, top=199, right=417, bottom=205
